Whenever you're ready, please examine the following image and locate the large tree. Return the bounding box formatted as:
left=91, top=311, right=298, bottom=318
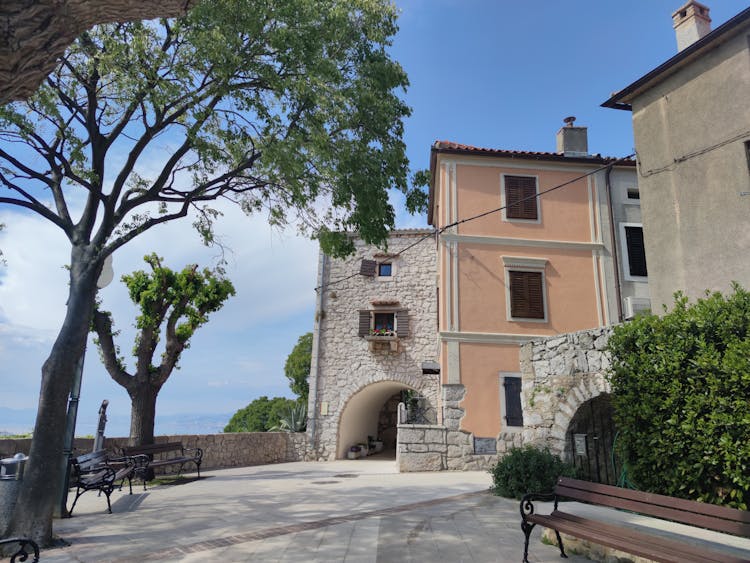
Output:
left=93, top=254, right=235, bottom=446
left=284, top=332, right=312, bottom=402
left=0, top=0, right=414, bottom=543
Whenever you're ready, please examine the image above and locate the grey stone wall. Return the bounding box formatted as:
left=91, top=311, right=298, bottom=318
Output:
left=519, top=327, right=613, bottom=458
left=309, top=231, right=440, bottom=460
left=0, top=432, right=308, bottom=475
left=397, top=424, right=447, bottom=471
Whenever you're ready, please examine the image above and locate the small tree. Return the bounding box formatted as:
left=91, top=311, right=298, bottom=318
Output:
left=224, top=396, right=298, bottom=433
left=608, top=285, right=750, bottom=509
left=284, top=332, right=312, bottom=403
left=92, top=254, right=235, bottom=446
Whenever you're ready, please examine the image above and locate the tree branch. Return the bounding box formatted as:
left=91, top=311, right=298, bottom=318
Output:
left=91, top=309, right=134, bottom=390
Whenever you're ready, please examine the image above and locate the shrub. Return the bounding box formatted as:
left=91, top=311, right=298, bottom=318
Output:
left=608, top=285, right=750, bottom=509
left=490, top=445, right=577, bottom=499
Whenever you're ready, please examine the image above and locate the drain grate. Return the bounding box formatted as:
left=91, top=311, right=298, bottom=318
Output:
left=333, top=474, right=358, bottom=479
left=311, top=480, right=340, bottom=485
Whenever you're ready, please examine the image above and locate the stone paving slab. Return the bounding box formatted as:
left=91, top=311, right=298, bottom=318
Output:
left=40, top=459, right=587, bottom=562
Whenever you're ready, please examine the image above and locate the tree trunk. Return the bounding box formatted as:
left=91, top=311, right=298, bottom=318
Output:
left=129, top=384, right=159, bottom=447
left=4, top=246, right=100, bottom=545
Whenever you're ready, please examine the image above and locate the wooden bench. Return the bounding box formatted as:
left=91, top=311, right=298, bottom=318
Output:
left=121, top=441, right=203, bottom=484
left=520, top=477, right=750, bottom=563
left=68, top=450, right=136, bottom=516
left=0, top=537, right=39, bottom=562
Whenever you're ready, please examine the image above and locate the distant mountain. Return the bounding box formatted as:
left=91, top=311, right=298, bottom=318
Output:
left=0, top=408, right=232, bottom=437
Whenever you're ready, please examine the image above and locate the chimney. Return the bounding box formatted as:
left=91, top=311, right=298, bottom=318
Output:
left=556, top=116, right=588, bottom=157
left=672, top=1, right=712, bottom=52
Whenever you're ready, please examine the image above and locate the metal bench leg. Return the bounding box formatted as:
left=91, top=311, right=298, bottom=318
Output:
left=521, top=520, right=535, bottom=563
left=103, top=486, right=114, bottom=514
left=554, top=530, right=568, bottom=559
left=196, top=461, right=201, bottom=479
left=68, top=487, right=84, bottom=517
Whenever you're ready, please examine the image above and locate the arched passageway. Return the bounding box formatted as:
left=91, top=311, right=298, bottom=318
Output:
left=564, top=393, right=617, bottom=485
left=336, top=381, right=434, bottom=459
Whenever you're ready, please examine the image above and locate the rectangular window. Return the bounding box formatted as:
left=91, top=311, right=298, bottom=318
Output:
left=504, top=175, right=538, bottom=220
left=503, top=376, right=523, bottom=427
left=509, top=270, right=545, bottom=319
left=378, top=263, right=392, bottom=277
left=626, top=188, right=640, bottom=200
left=373, top=312, right=395, bottom=332
left=624, top=225, right=648, bottom=278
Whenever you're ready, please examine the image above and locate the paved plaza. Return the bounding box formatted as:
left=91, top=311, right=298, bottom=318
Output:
left=41, top=458, right=589, bottom=562
left=38, top=458, right=750, bottom=562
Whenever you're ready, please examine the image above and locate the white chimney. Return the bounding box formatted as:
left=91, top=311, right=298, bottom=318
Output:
left=556, top=116, right=589, bottom=157
left=672, top=1, right=712, bottom=52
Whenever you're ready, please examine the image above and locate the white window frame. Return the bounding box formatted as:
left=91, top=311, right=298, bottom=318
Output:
left=619, top=222, right=648, bottom=283
left=371, top=310, right=397, bottom=333
left=625, top=186, right=641, bottom=201
left=502, top=256, right=549, bottom=323
left=500, top=173, right=541, bottom=224
left=499, top=372, right=524, bottom=432
left=376, top=260, right=396, bottom=282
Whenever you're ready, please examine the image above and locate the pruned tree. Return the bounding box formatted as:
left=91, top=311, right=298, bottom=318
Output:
left=0, top=0, right=416, bottom=543
left=284, top=332, right=312, bottom=402
left=93, top=254, right=235, bottom=446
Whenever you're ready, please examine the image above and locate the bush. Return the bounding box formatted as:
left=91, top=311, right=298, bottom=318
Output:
left=608, top=285, right=750, bottom=509
left=224, top=396, right=300, bottom=433
left=490, top=445, right=577, bottom=499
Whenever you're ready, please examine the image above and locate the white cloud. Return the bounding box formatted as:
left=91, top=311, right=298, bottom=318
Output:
left=0, top=200, right=319, bottom=430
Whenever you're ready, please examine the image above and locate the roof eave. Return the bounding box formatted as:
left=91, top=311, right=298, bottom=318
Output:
left=602, top=6, right=750, bottom=111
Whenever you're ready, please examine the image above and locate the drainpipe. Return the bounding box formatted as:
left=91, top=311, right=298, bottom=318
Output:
left=307, top=251, right=328, bottom=451
left=605, top=165, right=624, bottom=323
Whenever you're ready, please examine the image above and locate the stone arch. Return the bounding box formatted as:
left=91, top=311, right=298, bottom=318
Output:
left=335, top=377, right=436, bottom=459
left=563, top=393, right=616, bottom=484
left=546, top=373, right=610, bottom=457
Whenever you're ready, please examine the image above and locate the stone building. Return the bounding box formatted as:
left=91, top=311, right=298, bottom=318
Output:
left=306, top=230, right=440, bottom=461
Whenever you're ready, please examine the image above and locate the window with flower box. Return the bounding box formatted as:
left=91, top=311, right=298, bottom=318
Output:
left=358, top=309, right=410, bottom=351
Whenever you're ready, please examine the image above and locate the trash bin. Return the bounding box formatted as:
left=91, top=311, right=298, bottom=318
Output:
left=0, top=454, right=28, bottom=532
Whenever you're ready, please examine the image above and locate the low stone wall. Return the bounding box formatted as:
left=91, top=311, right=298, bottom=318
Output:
left=0, top=432, right=308, bottom=475
left=397, top=424, right=447, bottom=471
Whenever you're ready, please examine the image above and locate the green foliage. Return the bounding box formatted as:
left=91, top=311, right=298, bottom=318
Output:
left=270, top=402, right=307, bottom=433
left=123, top=254, right=236, bottom=356
left=224, top=396, right=300, bottom=433
left=0, top=0, right=419, bottom=257
left=490, top=446, right=577, bottom=499
left=608, top=285, right=750, bottom=509
left=284, top=332, right=312, bottom=402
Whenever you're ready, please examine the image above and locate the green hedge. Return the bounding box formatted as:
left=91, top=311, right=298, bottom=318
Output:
left=490, top=445, right=577, bottom=499
left=608, top=286, right=750, bottom=509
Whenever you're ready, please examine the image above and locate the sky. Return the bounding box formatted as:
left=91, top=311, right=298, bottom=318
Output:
left=0, top=0, right=743, bottom=436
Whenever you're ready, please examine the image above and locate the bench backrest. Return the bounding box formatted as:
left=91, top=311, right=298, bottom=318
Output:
left=71, top=450, right=109, bottom=472
left=121, top=442, right=184, bottom=457
left=555, top=477, right=750, bottom=538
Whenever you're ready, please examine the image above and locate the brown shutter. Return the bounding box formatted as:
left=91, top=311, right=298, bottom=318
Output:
left=509, top=271, right=544, bottom=319
left=503, top=377, right=523, bottom=426
left=505, top=176, right=537, bottom=220
left=396, top=309, right=410, bottom=338
left=625, top=226, right=647, bottom=277
left=358, top=310, right=371, bottom=336
left=360, top=259, right=377, bottom=277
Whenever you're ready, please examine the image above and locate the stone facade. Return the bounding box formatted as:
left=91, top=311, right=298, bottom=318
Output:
left=308, top=231, right=440, bottom=460
left=0, top=432, right=307, bottom=475
left=519, top=327, right=613, bottom=458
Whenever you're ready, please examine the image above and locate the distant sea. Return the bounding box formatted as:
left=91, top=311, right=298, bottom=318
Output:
left=0, top=407, right=232, bottom=438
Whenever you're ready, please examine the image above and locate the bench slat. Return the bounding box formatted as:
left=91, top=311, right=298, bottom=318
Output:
left=558, top=477, right=750, bottom=527
left=548, top=510, right=749, bottom=563
left=556, top=478, right=750, bottom=538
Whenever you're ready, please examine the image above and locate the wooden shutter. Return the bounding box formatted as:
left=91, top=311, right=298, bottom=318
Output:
left=624, top=226, right=647, bottom=277
left=505, top=176, right=537, bottom=220
left=360, top=259, right=377, bottom=277
left=509, top=270, right=545, bottom=319
left=358, top=310, right=371, bottom=337
left=396, top=309, right=410, bottom=338
left=503, top=377, right=523, bottom=426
